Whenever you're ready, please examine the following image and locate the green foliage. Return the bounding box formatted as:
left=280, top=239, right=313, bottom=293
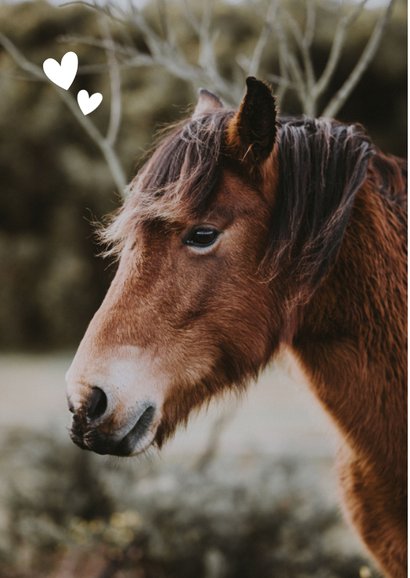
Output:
left=0, top=0, right=406, bottom=349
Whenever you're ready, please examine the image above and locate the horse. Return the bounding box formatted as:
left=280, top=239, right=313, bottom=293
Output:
left=66, top=77, right=407, bottom=577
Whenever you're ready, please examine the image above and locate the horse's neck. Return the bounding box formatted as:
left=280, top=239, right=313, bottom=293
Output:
left=291, top=176, right=407, bottom=476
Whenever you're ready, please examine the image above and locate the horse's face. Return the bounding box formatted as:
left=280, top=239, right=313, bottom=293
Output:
left=66, top=79, right=279, bottom=456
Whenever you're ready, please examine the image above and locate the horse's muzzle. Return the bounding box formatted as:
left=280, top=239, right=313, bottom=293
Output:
left=69, top=390, right=157, bottom=456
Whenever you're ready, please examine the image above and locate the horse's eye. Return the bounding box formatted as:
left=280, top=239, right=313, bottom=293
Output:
left=184, top=227, right=220, bottom=249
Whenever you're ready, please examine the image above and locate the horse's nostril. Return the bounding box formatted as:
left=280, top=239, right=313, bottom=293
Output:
left=86, top=387, right=108, bottom=421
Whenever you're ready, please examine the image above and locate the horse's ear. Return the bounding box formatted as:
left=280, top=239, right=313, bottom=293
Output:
left=226, top=77, right=277, bottom=163
left=193, top=88, right=224, bottom=118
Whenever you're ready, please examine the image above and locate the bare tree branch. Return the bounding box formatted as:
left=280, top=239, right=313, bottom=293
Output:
left=66, top=0, right=241, bottom=105
left=271, top=7, right=306, bottom=109
left=265, top=72, right=297, bottom=91
left=323, top=0, right=396, bottom=118
left=0, top=32, right=127, bottom=194
left=247, top=0, right=279, bottom=78
left=282, top=7, right=316, bottom=114
left=303, top=0, right=316, bottom=50
left=60, top=34, right=135, bottom=57
left=99, top=15, right=122, bottom=147
left=26, top=0, right=399, bottom=123
left=274, top=29, right=291, bottom=105
left=314, top=0, right=369, bottom=100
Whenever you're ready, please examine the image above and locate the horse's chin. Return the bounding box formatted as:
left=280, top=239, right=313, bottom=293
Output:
left=124, top=424, right=159, bottom=457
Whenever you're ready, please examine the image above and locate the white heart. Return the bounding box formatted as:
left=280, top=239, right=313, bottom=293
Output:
left=43, top=51, right=78, bottom=90
left=77, top=89, right=103, bottom=116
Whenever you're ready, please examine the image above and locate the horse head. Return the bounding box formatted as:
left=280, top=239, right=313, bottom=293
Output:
left=66, top=78, right=282, bottom=456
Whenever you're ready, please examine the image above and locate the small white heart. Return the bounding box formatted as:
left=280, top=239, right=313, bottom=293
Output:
left=77, top=89, right=103, bottom=116
left=43, top=51, right=78, bottom=90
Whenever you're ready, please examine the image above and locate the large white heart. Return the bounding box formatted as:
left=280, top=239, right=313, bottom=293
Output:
left=77, top=89, right=103, bottom=116
left=43, top=51, right=78, bottom=90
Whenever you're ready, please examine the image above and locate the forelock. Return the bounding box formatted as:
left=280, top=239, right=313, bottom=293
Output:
left=100, top=110, right=234, bottom=257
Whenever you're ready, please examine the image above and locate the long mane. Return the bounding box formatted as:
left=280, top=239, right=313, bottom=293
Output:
left=101, top=111, right=233, bottom=257
left=264, top=117, right=374, bottom=295
left=102, top=112, right=383, bottom=289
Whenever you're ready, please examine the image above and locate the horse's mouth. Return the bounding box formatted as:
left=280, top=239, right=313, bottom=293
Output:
left=71, top=404, right=158, bottom=457
left=114, top=406, right=158, bottom=456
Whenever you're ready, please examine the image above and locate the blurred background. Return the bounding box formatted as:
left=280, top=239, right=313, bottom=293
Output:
left=0, top=0, right=406, bottom=576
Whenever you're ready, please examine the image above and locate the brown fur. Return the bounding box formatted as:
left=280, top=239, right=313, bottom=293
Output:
left=292, top=158, right=407, bottom=576
left=73, top=79, right=406, bottom=576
